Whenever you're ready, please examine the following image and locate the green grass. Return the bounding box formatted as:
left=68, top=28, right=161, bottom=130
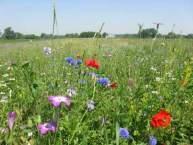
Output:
left=0, top=38, right=193, bottom=145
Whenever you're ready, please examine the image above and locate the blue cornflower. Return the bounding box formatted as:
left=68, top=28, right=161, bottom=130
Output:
left=119, top=128, right=130, bottom=139
left=65, top=57, right=74, bottom=64
left=70, top=59, right=78, bottom=66
left=97, top=77, right=110, bottom=86
left=65, top=57, right=82, bottom=66
left=149, top=136, right=157, bottom=145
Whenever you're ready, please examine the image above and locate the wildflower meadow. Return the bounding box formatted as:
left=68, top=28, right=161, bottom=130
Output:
left=0, top=38, right=192, bottom=145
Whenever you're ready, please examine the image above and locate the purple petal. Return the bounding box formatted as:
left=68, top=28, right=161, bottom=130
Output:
left=37, top=124, right=49, bottom=135
left=45, top=121, right=57, bottom=132
left=8, top=112, right=17, bottom=130
left=37, top=121, right=57, bottom=135
left=48, top=96, right=61, bottom=107
left=48, top=96, right=71, bottom=108
left=60, top=96, right=71, bottom=107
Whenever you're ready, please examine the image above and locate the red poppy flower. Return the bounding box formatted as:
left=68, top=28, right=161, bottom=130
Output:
left=109, top=82, right=118, bottom=89
left=85, top=59, right=100, bottom=69
left=150, top=109, right=171, bottom=128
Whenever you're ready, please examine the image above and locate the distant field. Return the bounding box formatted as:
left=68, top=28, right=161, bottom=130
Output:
left=0, top=38, right=193, bottom=144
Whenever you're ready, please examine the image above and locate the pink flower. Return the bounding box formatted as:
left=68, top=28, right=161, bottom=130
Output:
left=8, top=112, right=17, bottom=130
left=48, top=96, right=71, bottom=108
left=37, top=121, right=57, bottom=135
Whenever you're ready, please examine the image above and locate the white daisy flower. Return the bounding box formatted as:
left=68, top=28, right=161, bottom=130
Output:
left=28, top=132, right=33, bottom=137
left=43, top=47, right=52, bottom=55
left=87, top=100, right=95, bottom=111
left=67, top=88, right=77, bottom=97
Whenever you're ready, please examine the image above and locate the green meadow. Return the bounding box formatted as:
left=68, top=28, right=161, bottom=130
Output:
left=0, top=38, right=193, bottom=145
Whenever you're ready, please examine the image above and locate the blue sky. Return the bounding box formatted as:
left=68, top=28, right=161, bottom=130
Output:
left=0, top=0, right=192, bottom=35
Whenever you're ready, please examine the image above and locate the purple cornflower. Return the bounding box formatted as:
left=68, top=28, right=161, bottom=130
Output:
left=149, top=136, right=157, bottom=145
left=48, top=96, right=71, bottom=108
left=8, top=112, right=17, bottom=130
left=119, top=128, right=130, bottom=139
left=37, top=121, right=57, bottom=135
left=97, top=77, right=110, bottom=86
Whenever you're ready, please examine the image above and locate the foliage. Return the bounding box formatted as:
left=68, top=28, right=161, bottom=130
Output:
left=1, top=27, right=193, bottom=40
left=185, top=34, right=193, bottom=39
left=79, top=31, right=99, bottom=38
left=2, top=27, right=16, bottom=39
left=140, top=28, right=157, bottom=38
left=64, top=33, right=79, bottom=38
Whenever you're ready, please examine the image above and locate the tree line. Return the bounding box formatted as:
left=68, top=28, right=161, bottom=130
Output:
left=0, top=27, right=193, bottom=39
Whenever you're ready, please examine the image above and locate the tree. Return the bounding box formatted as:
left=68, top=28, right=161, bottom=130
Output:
left=64, top=33, right=79, bottom=38
left=2, top=27, right=16, bottom=39
left=23, top=34, right=38, bottom=39
left=15, top=32, right=23, bottom=39
left=0, top=30, right=2, bottom=38
left=79, top=32, right=100, bottom=38
left=40, top=33, right=52, bottom=39
left=166, top=32, right=177, bottom=38
left=102, top=32, right=108, bottom=38
left=185, top=34, right=193, bottom=39
left=141, top=28, right=157, bottom=38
